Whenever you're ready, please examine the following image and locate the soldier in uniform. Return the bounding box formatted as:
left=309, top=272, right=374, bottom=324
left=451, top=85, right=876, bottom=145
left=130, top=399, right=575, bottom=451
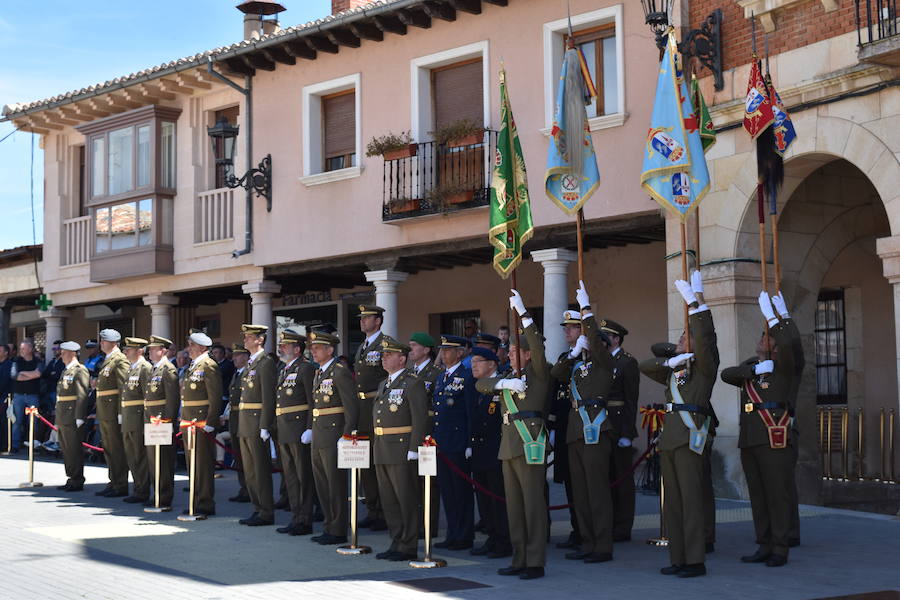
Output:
left=55, top=341, right=89, bottom=492
left=226, top=344, right=251, bottom=503
left=550, top=282, right=616, bottom=564
left=468, top=346, right=512, bottom=559
left=477, top=289, right=551, bottom=580
left=372, top=336, right=428, bottom=561
left=179, top=331, right=223, bottom=517
left=237, top=324, right=277, bottom=527
left=143, top=335, right=180, bottom=510
left=600, top=319, right=640, bottom=542
left=308, top=330, right=358, bottom=545
left=639, top=271, right=718, bottom=578
left=120, top=338, right=152, bottom=504
left=274, top=329, right=316, bottom=536
left=408, top=332, right=442, bottom=536
left=432, top=335, right=477, bottom=551
left=353, top=305, right=387, bottom=531
left=721, top=291, right=798, bottom=568
left=94, top=329, right=131, bottom=498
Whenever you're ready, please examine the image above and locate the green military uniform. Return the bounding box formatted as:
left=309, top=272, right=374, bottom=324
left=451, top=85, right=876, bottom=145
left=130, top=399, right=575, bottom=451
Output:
left=143, top=337, right=180, bottom=508
left=179, top=348, right=223, bottom=515
left=640, top=309, right=718, bottom=570
left=56, top=357, right=90, bottom=489
left=354, top=305, right=387, bottom=525
left=228, top=345, right=250, bottom=501
left=121, top=339, right=152, bottom=502
left=373, top=337, right=428, bottom=558
left=550, top=314, right=616, bottom=560
left=309, top=331, right=359, bottom=539
left=275, top=332, right=316, bottom=532
left=477, top=322, right=551, bottom=570
left=721, top=319, right=797, bottom=561
left=238, top=337, right=277, bottom=523
left=95, top=345, right=131, bottom=495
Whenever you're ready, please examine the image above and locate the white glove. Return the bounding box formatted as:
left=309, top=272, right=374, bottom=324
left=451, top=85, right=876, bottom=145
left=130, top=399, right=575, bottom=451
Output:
left=772, top=292, right=790, bottom=319
left=755, top=360, right=774, bottom=375
left=203, top=425, right=215, bottom=433
left=690, top=269, right=704, bottom=295
left=6, top=402, right=15, bottom=424
left=465, top=447, right=472, bottom=459
left=617, top=437, right=632, bottom=448
left=576, top=280, right=591, bottom=309
left=665, top=353, right=694, bottom=369
left=260, top=428, right=270, bottom=442
left=509, top=289, right=527, bottom=317
left=674, top=279, right=697, bottom=305
left=75, top=419, right=84, bottom=427
left=301, top=429, right=313, bottom=444
left=407, top=451, right=418, bottom=461
left=117, top=414, right=123, bottom=425
left=496, top=378, right=526, bottom=394
left=568, top=335, right=589, bottom=359
left=758, top=291, right=778, bottom=326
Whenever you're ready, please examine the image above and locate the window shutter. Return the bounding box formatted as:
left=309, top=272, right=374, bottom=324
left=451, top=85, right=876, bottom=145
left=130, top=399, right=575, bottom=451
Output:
left=432, top=59, right=483, bottom=131
left=323, top=92, right=356, bottom=158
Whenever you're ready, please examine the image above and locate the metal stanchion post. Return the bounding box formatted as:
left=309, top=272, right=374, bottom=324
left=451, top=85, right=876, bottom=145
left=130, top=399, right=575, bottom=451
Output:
left=819, top=407, right=826, bottom=480
left=648, top=476, right=668, bottom=546
left=145, top=444, right=167, bottom=513
left=877, top=408, right=885, bottom=482
left=841, top=407, right=849, bottom=482
left=826, top=406, right=833, bottom=480
left=2, top=395, right=11, bottom=455
left=857, top=407, right=865, bottom=481
left=178, top=426, right=205, bottom=521
left=410, top=472, right=446, bottom=568
left=19, top=408, right=43, bottom=488
left=338, top=467, right=371, bottom=555
left=889, top=409, right=896, bottom=485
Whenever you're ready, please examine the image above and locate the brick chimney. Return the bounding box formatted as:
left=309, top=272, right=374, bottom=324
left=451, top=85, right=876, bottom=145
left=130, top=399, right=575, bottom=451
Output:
left=332, top=0, right=373, bottom=14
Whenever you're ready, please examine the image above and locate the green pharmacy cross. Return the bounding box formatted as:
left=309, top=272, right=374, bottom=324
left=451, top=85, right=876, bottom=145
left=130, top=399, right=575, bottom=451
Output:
left=35, top=294, right=52, bottom=311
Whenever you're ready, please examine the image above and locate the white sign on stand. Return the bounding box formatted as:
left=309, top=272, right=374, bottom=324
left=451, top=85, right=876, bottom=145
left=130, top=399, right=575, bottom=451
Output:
left=338, top=438, right=371, bottom=469
left=144, top=422, right=174, bottom=446
left=418, top=445, right=437, bottom=477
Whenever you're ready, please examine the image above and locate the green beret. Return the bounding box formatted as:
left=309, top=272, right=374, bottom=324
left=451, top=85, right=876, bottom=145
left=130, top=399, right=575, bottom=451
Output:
left=409, top=332, right=436, bottom=348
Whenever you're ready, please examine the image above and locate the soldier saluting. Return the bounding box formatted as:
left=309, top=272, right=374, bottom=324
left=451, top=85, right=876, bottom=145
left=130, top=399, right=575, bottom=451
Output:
left=55, top=341, right=89, bottom=492
left=94, top=329, right=131, bottom=498
left=143, top=335, right=180, bottom=510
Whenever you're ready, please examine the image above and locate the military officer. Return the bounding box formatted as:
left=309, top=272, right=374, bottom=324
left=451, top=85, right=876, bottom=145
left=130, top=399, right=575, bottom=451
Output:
left=550, top=282, right=616, bottom=564
left=94, top=329, right=131, bottom=498
left=468, top=346, right=512, bottom=559
left=55, top=341, right=89, bottom=492
left=308, top=330, right=358, bottom=545
left=408, top=332, right=442, bottom=536
left=721, top=291, right=798, bottom=568
left=274, top=329, right=316, bottom=536
left=179, top=330, right=223, bottom=517
left=120, top=337, right=152, bottom=504
left=477, top=289, right=551, bottom=580
left=639, top=270, right=718, bottom=578
left=353, top=305, right=388, bottom=531
left=143, top=335, right=180, bottom=510
left=372, top=336, right=428, bottom=561
left=433, top=335, right=477, bottom=550
left=237, top=324, right=277, bottom=526
left=600, top=319, right=641, bottom=542
left=226, top=344, right=250, bottom=503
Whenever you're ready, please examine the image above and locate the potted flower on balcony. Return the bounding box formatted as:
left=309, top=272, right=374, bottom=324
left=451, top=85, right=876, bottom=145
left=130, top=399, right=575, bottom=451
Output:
left=387, top=195, right=421, bottom=214
left=366, top=131, right=417, bottom=160
left=430, top=119, right=484, bottom=148
left=425, top=183, right=475, bottom=213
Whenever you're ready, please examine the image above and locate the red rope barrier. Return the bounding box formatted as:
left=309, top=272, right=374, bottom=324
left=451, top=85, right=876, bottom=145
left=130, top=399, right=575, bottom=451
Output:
left=32, top=411, right=105, bottom=453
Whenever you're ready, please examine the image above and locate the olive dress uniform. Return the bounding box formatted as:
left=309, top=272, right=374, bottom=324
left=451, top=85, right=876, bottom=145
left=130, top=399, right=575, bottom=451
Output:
left=550, top=349, right=580, bottom=547
left=121, top=352, right=152, bottom=501
left=354, top=325, right=387, bottom=525
left=179, top=352, right=223, bottom=515
left=56, top=360, right=90, bottom=489
left=275, top=353, right=316, bottom=532
left=476, top=323, right=551, bottom=571
left=721, top=319, right=797, bottom=562
left=227, top=351, right=249, bottom=501
left=95, top=348, right=131, bottom=495
left=640, top=309, right=719, bottom=571
left=310, top=337, right=359, bottom=540
left=238, top=348, right=277, bottom=523
left=550, top=315, right=616, bottom=560
left=143, top=352, right=180, bottom=508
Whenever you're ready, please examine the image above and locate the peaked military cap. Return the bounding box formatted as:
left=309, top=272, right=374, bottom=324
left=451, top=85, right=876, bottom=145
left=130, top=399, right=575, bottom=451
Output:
left=474, top=333, right=501, bottom=348
left=308, top=330, right=339, bottom=346
left=381, top=335, right=410, bottom=353
left=123, top=337, right=148, bottom=348
left=278, top=329, right=306, bottom=344
left=231, top=343, right=250, bottom=355
left=99, top=329, right=121, bottom=342
left=470, top=346, right=499, bottom=363
left=652, top=342, right=677, bottom=358
left=439, top=335, right=469, bottom=348
left=60, top=341, right=81, bottom=352
left=241, top=324, right=269, bottom=335
left=560, top=309, right=582, bottom=326
left=600, top=319, right=628, bottom=337
left=357, top=305, right=385, bottom=317
left=146, top=335, right=173, bottom=348
left=409, top=332, right=436, bottom=348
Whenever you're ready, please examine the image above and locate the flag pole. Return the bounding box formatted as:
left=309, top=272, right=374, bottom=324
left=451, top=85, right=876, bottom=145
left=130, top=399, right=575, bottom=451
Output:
left=680, top=220, right=691, bottom=353
left=511, top=271, right=523, bottom=377
left=764, top=33, right=783, bottom=293
left=576, top=209, right=586, bottom=282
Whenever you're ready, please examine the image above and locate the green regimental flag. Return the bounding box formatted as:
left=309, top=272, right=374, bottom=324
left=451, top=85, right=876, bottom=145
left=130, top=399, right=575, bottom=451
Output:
left=489, top=68, right=533, bottom=279
left=691, top=75, right=716, bottom=153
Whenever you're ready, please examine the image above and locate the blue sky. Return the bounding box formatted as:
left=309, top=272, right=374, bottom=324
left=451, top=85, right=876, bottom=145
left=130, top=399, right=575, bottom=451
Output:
left=0, top=0, right=331, bottom=251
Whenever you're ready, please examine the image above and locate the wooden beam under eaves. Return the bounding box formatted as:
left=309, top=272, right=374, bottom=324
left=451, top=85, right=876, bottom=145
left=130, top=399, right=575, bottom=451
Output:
left=423, top=1, right=456, bottom=21
left=348, top=21, right=383, bottom=41
left=262, top=47, right=296, bottom=66
left=243, top=53, right=276, bottom=71
left=373, top=14, right=407, bottom=35
left=327, top=28, right=361, bottom=48
left=306, top=35, right=339, bottom=53
left=136, top=83, right=176, bottom=101
left=397, top=8, right=432, bottom=28
left=57, top=107, right=92, bottom=123
left=158, top=78, right=194, bottom=95
left=448, top=0, right=481, bottom=14
left=175, top=73, right=213, bottom=90
left=81, top=100, right=111, bottom=118
left=17, top=119, right=49, bottom=135
left=45, top=109, right=79, bottom=126
left=106, top=93, right=141, bottom=110
left=283, top=40, right=317, bottom=60
left=223, top=57, right=256, bottom=77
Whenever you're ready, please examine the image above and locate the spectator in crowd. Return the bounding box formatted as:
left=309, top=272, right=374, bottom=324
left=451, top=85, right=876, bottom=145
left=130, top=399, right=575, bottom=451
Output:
left=40, top=340, right=65, bottom=447
left=83, top=339, right=104, bottom=377
left=0, top=344, right=13, bottom=449
left=176, top=349, right=190, bottom=380
left=210, top=343, right=235, bottom=406
left=11, top=339, right=43, bottom=451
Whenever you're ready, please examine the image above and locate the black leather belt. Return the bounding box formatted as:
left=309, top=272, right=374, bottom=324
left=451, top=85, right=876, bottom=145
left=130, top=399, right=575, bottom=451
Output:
left=744, top=401, right=792, bottom=415
left=576, top=398, right=607, bottom=408
left=503, top=410, right=543, bottom=425
left=665, top=403, right=714, bottom=417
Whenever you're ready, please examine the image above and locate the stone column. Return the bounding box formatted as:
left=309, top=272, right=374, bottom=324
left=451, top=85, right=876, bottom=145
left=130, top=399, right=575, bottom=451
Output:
left=363, top=269, right=409, bottom=338
left=530, top=248, right=577, bottom=360
left=877, top=235, right=900, bottom=416
left=0, top=299, right=9, bottom=346
left=39, top=308, right=70, bottom=363
left=142, top=294, right=179, bottom=340
left=242, top=280, right=282, bottom=353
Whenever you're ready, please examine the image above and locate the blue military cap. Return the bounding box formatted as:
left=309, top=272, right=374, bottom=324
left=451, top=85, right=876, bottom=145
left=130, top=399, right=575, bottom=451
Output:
left=439, top=335, right=470, bottom=348
left=470, top=346, right=499, bottom=363
left=474, top=333, right=501, bottom=348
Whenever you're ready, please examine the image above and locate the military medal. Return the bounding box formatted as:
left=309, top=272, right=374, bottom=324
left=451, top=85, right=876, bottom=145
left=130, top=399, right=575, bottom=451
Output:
left=190, top=383, right=197, bottom=390
left=248, top=381, right=254, bottom=389
left=390, top=404, right=398, bottom=413
left=286, top=389, right=293, bottom=396
left=447, top=398, right=454, bottom=407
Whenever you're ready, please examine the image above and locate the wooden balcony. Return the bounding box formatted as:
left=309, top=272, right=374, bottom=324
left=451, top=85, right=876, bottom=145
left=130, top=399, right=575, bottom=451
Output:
left=195, top=188, right=235, bottom=244
left=61, top=216, right=91, bottom=266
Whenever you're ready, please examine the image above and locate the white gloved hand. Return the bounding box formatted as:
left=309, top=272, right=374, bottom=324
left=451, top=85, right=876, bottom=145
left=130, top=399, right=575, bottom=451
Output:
left=568, top=335, right=589, bottom=359
left=665, top=353, right=694, bottom=369
left=691, top=269, right=704, bottom=295
left=260, top=428, right=270, bottom=442
left=576, top=280, right=591, bottom=310
left=675, top=279, right=697, bottom=306
left=496, top=378, right=526, bottom=394
left=758, top=291, right=778, bottom=326
left=6, top=402, right=15, bottom=424
left=117, top=414, right=123, bottom=425
left=465, top=447, right=473, bottom=459
left=755, top=360, right=774, bottom=375
left=772, top=292, right=790, bottom=319
left=509, top=289, right=527, bottom=317
left=407, top=451, right=419, bottom=461
left=617, top=437, right=632, bottom=448
left=301, top=429, right=313, bottom=444
left=75, top=418, right=84, bottom=427
left=203, top=425, right=215, bottom=433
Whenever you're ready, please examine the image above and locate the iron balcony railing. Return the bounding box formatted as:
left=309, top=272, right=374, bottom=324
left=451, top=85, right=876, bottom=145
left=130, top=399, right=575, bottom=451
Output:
left=381, top=129, right=498, bottom=222
left=856, top=0, right=899, bottom=46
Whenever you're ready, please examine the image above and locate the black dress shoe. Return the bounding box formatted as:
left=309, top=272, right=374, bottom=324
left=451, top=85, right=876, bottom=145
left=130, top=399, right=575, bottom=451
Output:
left=565, top=550, right=590, bottom=560
left=497, top=566, right=525, bottom=576
left=310, top=534, right=327, bottom=543
left=239, top=513, right=259, bottom=525
left=677, top=564, right=706, bottom=578
left=181, top=509, right=215, bottom=517
left=57, top=483, right=72, bottom=491
left=470, top=544, right=491, bottom=556
left=448, top=540, right=473, bottom=550
left=95, top=488, right=114, bottom=497
left=376, top=550, right=398, bottom=560
left=765, top=555, right=788, bottom=567
left=368, top=518, right=388, bottom=531
left=388, top=552, right=416, bottom=561
left=519, top=567, right=544, bottom=580
left=486, top=547, right=512, bottom=559
left=66, top=484, right=84, bottom=492
left=106, top=490, right=128, bottom=498
left=706, top=542, right=715, bottom=553
left=244, top=515, right=274, bottom=526
left=741, top=550, right=772, bottom=563
left=433, top=539, right=453, bottom=549
left=584, top=552, right=613, bottom=563
left=123, top=496, right=148, bottom=504
left=613, top=534, right=632, bottom=542
left=556, top=532, right=581, bottom=549
left=660, top=564, right=684, bottom=575
left=318, top=535, right=347, bottom=545
left=289, top=524, right=313, bottom=536
left=229, top=494, right=251, bottom=503
left=358, top=516, right=375, bottom=528
left=277, top=524, right=296, bottom=534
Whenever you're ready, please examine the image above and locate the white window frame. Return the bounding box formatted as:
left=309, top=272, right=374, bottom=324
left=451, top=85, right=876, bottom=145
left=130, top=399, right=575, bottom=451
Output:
left=541, top=4, right=625, bottom=135
left=300, top=72, right=362, bottom=187
left=410, top=41, right=491, bottom=141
